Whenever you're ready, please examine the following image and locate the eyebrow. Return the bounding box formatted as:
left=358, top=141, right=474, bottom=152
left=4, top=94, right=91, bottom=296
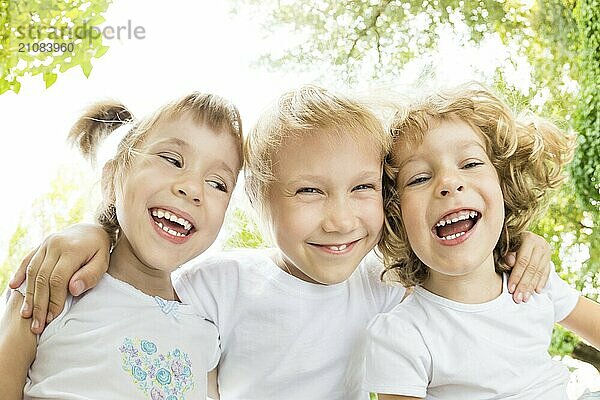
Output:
left=149, top=137, right=188, bottom=148
left=285, top=170, right=382, bottom=185
left=397, top=141, right=486, bottom=170
left=150, top=137, right=237, bottom=179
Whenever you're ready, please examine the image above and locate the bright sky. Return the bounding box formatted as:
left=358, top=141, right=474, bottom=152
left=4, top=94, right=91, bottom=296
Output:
left=0, top=0, right=525, bottom=261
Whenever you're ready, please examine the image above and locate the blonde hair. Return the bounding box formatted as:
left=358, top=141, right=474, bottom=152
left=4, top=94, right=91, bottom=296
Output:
left=68, top=92, right=243, bottom=244
left=244, top=84, right=391, bottom=220
left=379, top=83, right=575, bottom=287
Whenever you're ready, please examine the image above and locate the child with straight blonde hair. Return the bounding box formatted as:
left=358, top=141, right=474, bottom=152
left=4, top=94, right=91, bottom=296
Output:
left=365, top=83, right=600, bottom=399
left=9, top=85, right=552, bottom=400
left=0, top=92, right=243, bottom=399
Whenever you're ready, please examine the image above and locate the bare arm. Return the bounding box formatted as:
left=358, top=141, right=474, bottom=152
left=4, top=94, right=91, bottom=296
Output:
left=559, top=296, right=600, bottom=349
left=207, top=367, right=220, bottom=399
left=377, top=394, right=422, bottom=400
left=0, top=290, right=37, bottom=398
left=9, top=223, right=111, bottom=334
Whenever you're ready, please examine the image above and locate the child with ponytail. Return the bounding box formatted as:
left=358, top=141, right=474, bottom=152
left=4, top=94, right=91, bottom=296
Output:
left=0, top=93, right=243, bottom=399
left=365, top=83, right=600, bottom=399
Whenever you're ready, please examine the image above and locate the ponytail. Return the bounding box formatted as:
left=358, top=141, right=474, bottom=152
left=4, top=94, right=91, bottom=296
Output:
left=68, top=101, right=133, bottom=162
left=69, top=101, right=133, bottom=246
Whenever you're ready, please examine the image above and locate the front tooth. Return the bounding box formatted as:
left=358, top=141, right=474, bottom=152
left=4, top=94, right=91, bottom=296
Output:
left=329, top=246, right=339, bottom=251
left=177, top=217, right=185, bottom=226
left=338, top=244, right=347, bottom=250
left=451, top=217, right=458, bottom=223
left=169, top=214, right=178, bottom=222
left=162, top=225, right=169, bottom=232
left=168, top=228, right=177, bottom=236
left=445, top=219, right=452, bottom=225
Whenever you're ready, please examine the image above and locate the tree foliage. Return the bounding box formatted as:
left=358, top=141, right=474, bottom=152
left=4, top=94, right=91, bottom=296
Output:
left=570, top=0, right=600, bottom=214
left=0, top=0, right=112, bottom=94
left=223, top=207, right=269, bottom=250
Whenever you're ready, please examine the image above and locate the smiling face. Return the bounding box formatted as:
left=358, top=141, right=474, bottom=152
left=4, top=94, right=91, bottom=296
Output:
left=114, top=112, right=241, bottom=272
left=266, top=132, right=384, bottom=285
left=394, top=117, right=505, bottom=287
left=267, top=133, right=383, bottom=284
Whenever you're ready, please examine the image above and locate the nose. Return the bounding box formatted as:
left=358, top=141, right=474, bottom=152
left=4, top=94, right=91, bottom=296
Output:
left=321, top=197, right=358, bottom=234
left=173, top=176, right=204, bottom=205
left=436, top=174, right=464, bottom=198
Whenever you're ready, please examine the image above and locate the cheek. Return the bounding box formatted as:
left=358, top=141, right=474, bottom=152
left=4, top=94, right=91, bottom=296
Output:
left=399, top=194, right=419, bottom=227
left=362, top=197, right=385, bottom=229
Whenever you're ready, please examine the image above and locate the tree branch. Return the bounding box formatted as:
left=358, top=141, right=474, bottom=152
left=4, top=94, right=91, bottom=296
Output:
left=347, top=0, right=393, bottom=62
left=572, top=342, right=600, bottom=373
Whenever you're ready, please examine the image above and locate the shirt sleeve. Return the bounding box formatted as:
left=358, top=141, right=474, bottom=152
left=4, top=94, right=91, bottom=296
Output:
left=172, top=263, right=219, bottom=324
left=364, top=312, right=430, bottom=397
left=362, top=251, right=407, bottom=312
left=546, top=268, right=580, bottom=322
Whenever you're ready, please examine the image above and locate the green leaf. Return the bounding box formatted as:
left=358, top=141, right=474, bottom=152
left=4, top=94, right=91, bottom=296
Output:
left=80, top=60, right=93, bottom=78
left=43, top=72, right=57, bottom=88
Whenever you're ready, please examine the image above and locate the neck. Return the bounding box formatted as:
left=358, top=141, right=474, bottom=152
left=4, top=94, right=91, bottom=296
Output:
left=269, top=249, right=321, bottom=285
left=422, top=254, right=503, bottom=304
left=108, top=237, right=177, bottom=301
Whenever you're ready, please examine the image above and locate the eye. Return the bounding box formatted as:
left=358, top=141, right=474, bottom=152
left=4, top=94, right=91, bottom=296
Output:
left=353, top=183, right=376, bottom=191
left=296, top=187, right=322, bottom=195
left=207, top=180, right=228, bottom=193
left=159, top=154, right=182, bottom=168
left=407, top=175, right=429, bottom=186
left=463, top=161, right=484, bottom=169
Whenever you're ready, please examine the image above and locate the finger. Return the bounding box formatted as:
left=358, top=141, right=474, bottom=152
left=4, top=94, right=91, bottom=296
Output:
left=514, top=246, right=544, bottom=304
left=503, top=252, right=516, bottom=269
left=69, top=249, right=110, bottom=297
left=534, top=252, right=552, bottom=293
left=21, top=246, right=49, bottom=319
left=46, top=256, right=77, bottom=324
left=30, top=250, right=61, bottom=334
left=9, top=247, right=37, bottom=289
left=506, top=244, right=533, bottom=297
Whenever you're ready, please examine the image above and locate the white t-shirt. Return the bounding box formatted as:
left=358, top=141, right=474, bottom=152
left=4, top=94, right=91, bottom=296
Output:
left=20, top=273, right=220, bottom=400
left=364, top=270, right=580, bottom=399
left=173, top=248, right=405, bottom=400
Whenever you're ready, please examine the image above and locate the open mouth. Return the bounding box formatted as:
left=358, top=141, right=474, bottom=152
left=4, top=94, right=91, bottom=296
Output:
left=432, top=209, right=480, bottom=241
left=149, top=208, right=195, bottom=238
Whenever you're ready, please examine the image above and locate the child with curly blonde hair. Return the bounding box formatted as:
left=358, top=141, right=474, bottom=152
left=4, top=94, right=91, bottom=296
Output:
left=365, top=83, right=600, bottom=399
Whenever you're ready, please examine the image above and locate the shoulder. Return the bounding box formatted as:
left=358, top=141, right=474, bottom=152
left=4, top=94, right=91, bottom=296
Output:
left=351, top=251, right=407, bottom=310
left=175, top=248, right=273, bottom=280
left=542, top=267, right=580, bottom=321
left=368, top=295, right=423, bottom=335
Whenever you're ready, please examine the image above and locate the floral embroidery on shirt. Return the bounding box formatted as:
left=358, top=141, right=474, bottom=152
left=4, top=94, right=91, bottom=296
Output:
left=119, top=337, right=194, bottom=399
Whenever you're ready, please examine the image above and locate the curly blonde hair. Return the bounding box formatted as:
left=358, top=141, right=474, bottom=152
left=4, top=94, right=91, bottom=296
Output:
left=68, top=92, right=243, bottom=245
left=379, top=83, right=575, bottom=287
left=244, top=84, right=391, bottom=222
